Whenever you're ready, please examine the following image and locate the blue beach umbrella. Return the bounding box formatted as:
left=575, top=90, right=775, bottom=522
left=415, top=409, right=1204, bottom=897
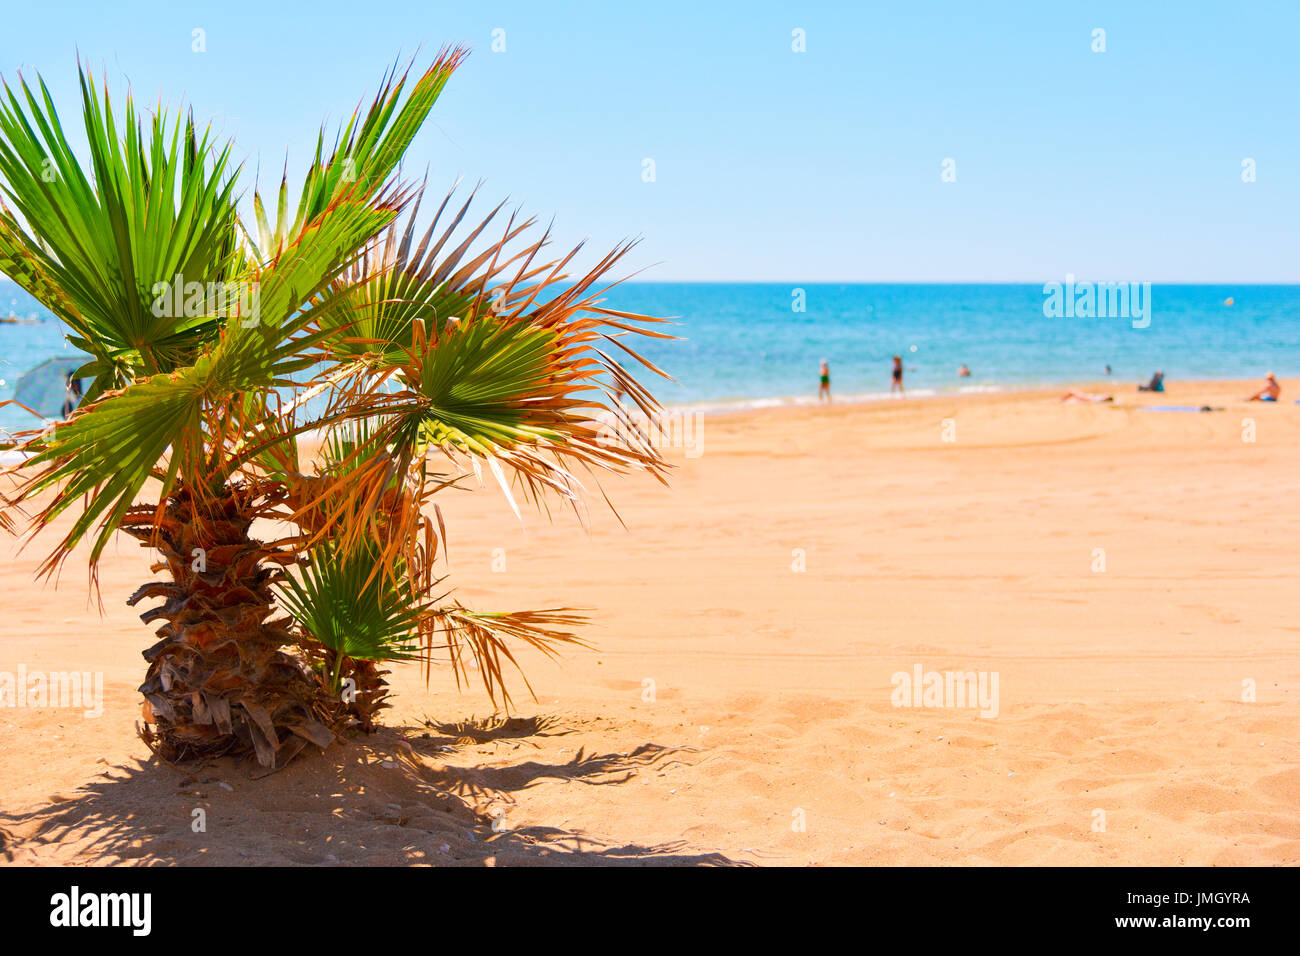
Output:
left=11, top=356, right=86, bottom=420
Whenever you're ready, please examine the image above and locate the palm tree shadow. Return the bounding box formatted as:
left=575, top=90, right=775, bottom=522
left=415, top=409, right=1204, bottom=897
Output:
left=0, top=719, right=746, bottom=866
left=420, top=741, right=694, bottom=802
left=418, top=713, right=576, bottom=748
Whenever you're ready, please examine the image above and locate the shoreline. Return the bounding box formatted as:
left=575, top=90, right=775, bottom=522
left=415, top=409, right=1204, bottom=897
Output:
left=658, top=375, right=1292, bottom=418
left=1, top=377, right=1288, bottom=465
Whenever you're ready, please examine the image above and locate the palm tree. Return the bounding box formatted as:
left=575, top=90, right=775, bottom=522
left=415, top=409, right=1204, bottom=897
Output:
left=0, top=50, right=669, bottom=768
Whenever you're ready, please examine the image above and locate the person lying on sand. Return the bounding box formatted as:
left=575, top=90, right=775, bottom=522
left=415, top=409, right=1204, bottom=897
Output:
left=1060, top=389, right=1114, bottom=404
left=1246, top=371, right=1281, bottom=402
left=1138, top=371, right=1165, bottom=392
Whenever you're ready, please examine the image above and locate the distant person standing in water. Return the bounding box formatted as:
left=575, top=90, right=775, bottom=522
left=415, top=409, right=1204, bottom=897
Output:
left=891, top=355, right=904, bottom=396
left=958, top=364, right=971, bottom=378
left=818, top=360, right=831, bottom=402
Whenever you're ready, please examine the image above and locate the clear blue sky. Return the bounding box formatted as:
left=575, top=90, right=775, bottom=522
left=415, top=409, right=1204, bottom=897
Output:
left=2, top=1, right=1297, bottom=282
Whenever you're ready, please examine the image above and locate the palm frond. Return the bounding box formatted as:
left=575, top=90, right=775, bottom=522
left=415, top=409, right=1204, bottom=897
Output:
left=0, top=66, right=244, bottom=394
left=277, top=539, right=423, bottom=691
left=305, top=191, right=677, bottom=519
left=248, top=47, right=467, bottom=260
left=425, top=604, right=589, bottom=708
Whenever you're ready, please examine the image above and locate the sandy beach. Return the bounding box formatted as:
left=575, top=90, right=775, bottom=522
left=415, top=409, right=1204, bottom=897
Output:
left=1, top=378, right=1297, bottom=866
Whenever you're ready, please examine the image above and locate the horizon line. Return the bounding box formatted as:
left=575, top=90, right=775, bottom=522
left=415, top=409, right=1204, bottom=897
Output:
left=5, top=277, right=1300, bottom=287
left=613, top=278, right=1300, bottom=286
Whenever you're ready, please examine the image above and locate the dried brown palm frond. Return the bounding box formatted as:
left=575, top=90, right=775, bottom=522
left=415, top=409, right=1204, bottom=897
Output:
left=423, top=604, right=589, bottom=709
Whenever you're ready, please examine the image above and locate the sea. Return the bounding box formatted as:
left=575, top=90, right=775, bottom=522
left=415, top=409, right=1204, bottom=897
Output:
left=3, top=280, right=1299, bottom=430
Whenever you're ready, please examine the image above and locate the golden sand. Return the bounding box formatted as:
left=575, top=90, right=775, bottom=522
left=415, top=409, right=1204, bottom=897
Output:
left=1, top=379, right=1297, bottom=865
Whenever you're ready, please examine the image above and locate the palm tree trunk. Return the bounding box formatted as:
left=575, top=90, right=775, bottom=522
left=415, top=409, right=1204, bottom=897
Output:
left=120, top=483, right=335, bottom=767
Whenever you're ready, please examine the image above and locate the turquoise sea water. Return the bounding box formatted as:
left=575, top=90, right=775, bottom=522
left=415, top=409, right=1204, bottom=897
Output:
left=3, top=281, right=1299, bottom=429
left=607, top=283, right=1300, bottom=410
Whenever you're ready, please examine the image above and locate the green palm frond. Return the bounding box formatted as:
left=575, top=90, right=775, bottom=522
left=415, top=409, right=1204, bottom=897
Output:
left=405, top=314, right=561, bottom=451
left=207, top=191, right=399, bottom=390
left=277, top=539, right=423, bottom=691
left=280, top=180, right=678, bottom=526
left=0, top=66, right=243, bottom=395
left=248, top=48, right=466, bottom=261
left=351, top=236, right=674, bottom=512
left=15, top=363, right=202, bottom=571
left=10, top=191, right=399, bottom=571
left=312, top=183, right=541, bottom=365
